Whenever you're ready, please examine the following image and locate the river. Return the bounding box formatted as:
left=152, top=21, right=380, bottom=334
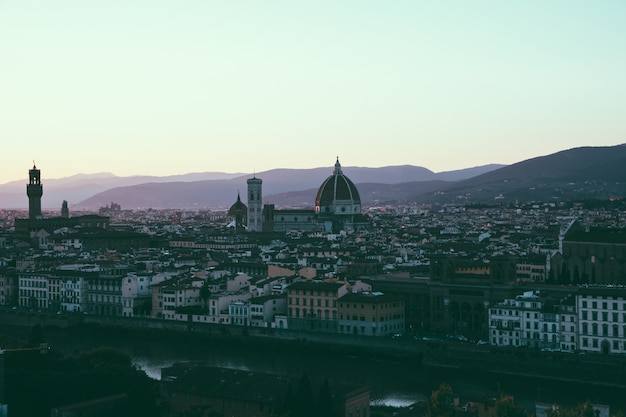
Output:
left=26, top=326, right=626, bottom=413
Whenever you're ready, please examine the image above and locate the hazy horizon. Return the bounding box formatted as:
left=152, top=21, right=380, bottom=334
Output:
left=1, top=1, right=624, bottom=184
left=0, top=159, right=505, bottom=186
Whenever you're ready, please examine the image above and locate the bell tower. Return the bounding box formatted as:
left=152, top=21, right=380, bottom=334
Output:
left=247, top=176, right=263, bottom=232
left=27, top=163, right=43, bottom=220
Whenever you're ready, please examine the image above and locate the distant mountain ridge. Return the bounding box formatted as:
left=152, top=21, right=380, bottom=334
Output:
left=74, top=164, right=502, bottom=210
left=422, top=145, right=626, bottom=204
left=2, top=145, right=625, bottom=210
left=0, top=164, right=502, bottom=210
left=0, top=171, right=245, bottom=210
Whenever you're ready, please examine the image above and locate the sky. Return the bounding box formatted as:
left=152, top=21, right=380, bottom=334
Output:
left=1, top=1, right=625, bottom=184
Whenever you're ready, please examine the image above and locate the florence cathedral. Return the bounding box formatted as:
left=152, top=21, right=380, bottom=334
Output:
left=228, top=158, right=367, bottom=234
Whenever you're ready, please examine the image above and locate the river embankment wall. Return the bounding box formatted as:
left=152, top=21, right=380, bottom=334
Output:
left=2, top=309, right=626, bottom=388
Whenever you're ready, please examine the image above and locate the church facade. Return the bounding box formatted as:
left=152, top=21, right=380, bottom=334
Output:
left=230, top=158, right=367, bottom=234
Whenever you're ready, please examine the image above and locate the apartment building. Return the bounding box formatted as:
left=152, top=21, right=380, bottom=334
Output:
left=18, top=272, right=49, bottom=310
left=60, top=275, right=88, bottom=313
left=248, top=294, right=287, bottom=327
left=577, top=287, right=626, bottom=354
left=489, top=287, right=626, bottom=354
left=229, top=300, right=249, bottom=326
left=516, top=255, right=548, bottom=283
left=337, top=291, right=405, bottom=337
left=0, top=271, right=17, bottom=306
left=287, top=281, right=347, bottom=332
left=121, top=272, right=172, bottom=317
left=202, top=291, right=252, bottom=324
left=557, top=295, right=577, bottom=352
left=488, top=297, right=523, bottom=347
left=160, top=282, right=202, bottom=321
left=489, top=290, right=559, bottom=349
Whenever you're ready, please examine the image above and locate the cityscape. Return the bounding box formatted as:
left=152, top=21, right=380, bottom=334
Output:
left=2, top=1, right=624, bottom=416
left=2, top=151, right=626, bottom=416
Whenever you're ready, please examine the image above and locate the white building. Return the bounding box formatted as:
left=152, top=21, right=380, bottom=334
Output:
left=229, top=300, right=250, bottom=326
left=18, top=273, right=49, bottom=310
left=577, top=287, right=626, bottom=354
left=226, top=273, right=252, bottom=292
left=489, top=287, right=626, bottom=354
left=121, top=272, right=170, bottom=317
left=488, top=297, right=523, bottom=347
left=248, top=294, right=287, bottom=327
left=207, top=292, right=252, bottom=322
left=489, top=291, right=558, bottom=349
left=161, top=283, right=202, bottom=321
left=60, top=276, right=87, bottom=313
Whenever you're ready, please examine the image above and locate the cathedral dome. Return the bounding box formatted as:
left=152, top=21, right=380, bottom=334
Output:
left=315, top=158, right=361, bottom=216
left=228, top=193, right=248, bottom=217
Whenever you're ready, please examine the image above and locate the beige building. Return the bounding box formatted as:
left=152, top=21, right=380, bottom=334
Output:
left=287, top=281, right=347, bottom=332
left=338, top=292, right=405, bottom=337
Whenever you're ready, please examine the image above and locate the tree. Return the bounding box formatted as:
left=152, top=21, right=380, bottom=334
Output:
left=427, top=383, right=455, bottom=417
left=28, top=323, right=45, bottom=345
left=172, top=404, right=221, bottom=417
left=6, top=347, right=157, bottom=417
left=294, top=374, right=314, bottom=417
left=317, top=378, right=335, bottom=417
left=200, top=281, right=212, bottom=307
left=276, top=381, right=294, bottom=417
left=496, top=395, right=528, bottom=417
left=548, top=401, right=596, bottom=417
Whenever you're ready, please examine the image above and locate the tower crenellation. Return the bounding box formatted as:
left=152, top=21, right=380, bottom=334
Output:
left=27, top=163, right=43, bottom=220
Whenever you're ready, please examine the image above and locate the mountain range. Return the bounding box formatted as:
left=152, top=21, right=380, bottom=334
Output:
left=427, top=145, right=626, bottom=205
left=1, top=144, right=625, bottom=210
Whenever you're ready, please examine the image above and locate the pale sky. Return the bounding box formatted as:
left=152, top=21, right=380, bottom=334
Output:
left=1, top=1, right=625, bottom=184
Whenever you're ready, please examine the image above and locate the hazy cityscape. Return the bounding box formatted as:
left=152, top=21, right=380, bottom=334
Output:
left=2, top=1, right=625, bottom=416
left=1, top=147, right=626, bottom=416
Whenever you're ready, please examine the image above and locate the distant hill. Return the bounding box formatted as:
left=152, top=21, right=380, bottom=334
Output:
left=0, top=171, right=244, bottom=210
left=7, top=144, right=625, bottom=210
left=417, top=145, right=626, bottom=204
left=71, top=164, right=501, bottom=210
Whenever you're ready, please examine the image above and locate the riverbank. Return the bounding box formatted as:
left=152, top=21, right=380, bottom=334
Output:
left=39, top=323, right=626, bottom=412
left=3, top=310, right=626, bottom=391
left=5, top=313, right=626, bottom=412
